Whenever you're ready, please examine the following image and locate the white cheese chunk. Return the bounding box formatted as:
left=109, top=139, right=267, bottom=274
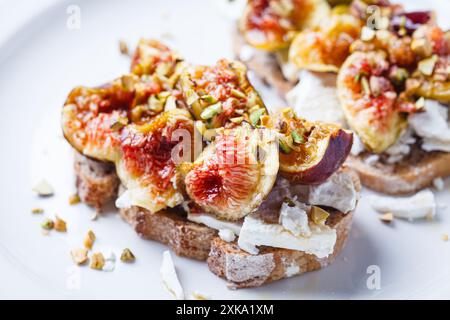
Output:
left=218, top=229, right=236, bottom=243
left=351, top=135, right=366, bottom=156
left=187, top=213, right=242, bottom=235
left=307, top=171, right=358, bottom=213
left=409, top=100, right=450, bottom=152
left=115, top=189, right=132, bottom=209
left=384, top=128, right=416, bottom=163
left=160, top=251, right=184, bottom=300
left=279, top=200, right=311, bottom=237
left=238, top=215, right=337, bottom=259
left=369, top=189, right=436, bottom=220
left=286, top=70, right=346, bottom=126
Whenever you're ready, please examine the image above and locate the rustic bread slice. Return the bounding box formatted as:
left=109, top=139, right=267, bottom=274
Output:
left=74, top=152, right=119, bottom=210
left=348, top=151, right=450, bottom=195
left=74, top=153, right=358, bottom=287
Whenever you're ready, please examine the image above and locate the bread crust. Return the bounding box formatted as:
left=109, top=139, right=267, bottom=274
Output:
left=348, top=151, right=450, bottom=195
left=74, top=153, right=357, bottom=288
left=233, top=28, right=450, bottom=195
left=74, top=152, right=119, bottom=210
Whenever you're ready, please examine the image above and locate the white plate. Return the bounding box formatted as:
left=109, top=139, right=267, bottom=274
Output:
left=0, top=0, right=449, bottom=299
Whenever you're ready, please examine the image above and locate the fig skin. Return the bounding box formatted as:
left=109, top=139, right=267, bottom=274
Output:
left=265, top=109, right=353, bottom=185
left=280, top=128, right=353, bottom=185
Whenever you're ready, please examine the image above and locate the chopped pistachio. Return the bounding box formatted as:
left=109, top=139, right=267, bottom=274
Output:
left=84, top=230, right=96, bottom=250
left=361, top=76, right=371, bottom=95
left=411, top=38, right=433, bottom=57
left=442, top=234, right=449, bottom=242
left=54, top=216, right=67, bottom=232
left=148, top=95, right=164, bottom=113
left=90, top=253, right=105, bottom=270
left=31, top=208, right=44, bottom=214
left=283, top=197, right=296, bottom=208
left=260, top=115, right=271, bottom=127
left=164, top=95, right=177, bottom=111
left=281, top=107, right=294, bottom=118
left=195, top=120, right=206, bottom=135
left=418, top=55, right=438, bottom=76
left=230, top=88, right=246, bottom=99
left=119, top=40, right=129, bottom=55
left=361, top=26, right=375, bottom=41
left=230, top=116, right=244, bottom=124
left=279, top=138, right=292, bottom=154
left=250, top=108, right=265, bottom=126
left=71, top=248, right=89, bottom=265
left=186, top=89, right=199, bottom=105
left=90, top=211, right=99, bottom=221
left=390, top=67, right=409, bottom=86
left=311, top=206, right=330, bottom=225
left=291, top=130, right=304, bottom=144
left=110, top=116, right=129, bottom=131
left=234, top=108, right=245, bottom=115
left=156, top=62, right=172, bottom=77
left=33, top=180, right=54, bottom=197
left=415, top=97, right=426, bottom=110
left=69, top=194, right=80, bottom=205
left=120, top=248, right=136, bottom=262
left=41, top=219, right=54, bottom=230
left=201, top=95, right=217, bottom=105
left=200, top=102, right=222, bottom=120
left=121, top=74, right=135, bottom=91
left=203, top=129, right=217, bottom=141
left=379, top=212, right=394, bottom=223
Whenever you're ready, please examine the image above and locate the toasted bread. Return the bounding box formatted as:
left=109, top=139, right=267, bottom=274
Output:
left=233, top=28, right=450, bottom=195
left=348, top=151, right=450, bottom=195
left=74, top=152, right=119, bottom=210
left=74, top=153, right=357, bottom=288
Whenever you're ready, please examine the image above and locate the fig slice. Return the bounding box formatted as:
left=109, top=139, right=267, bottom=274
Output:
left=239, top=0, right=330, bottom=51
left=62, top=73, right=182, bottom=161
left=62, top=76, right=136, bottom=162
left=265, top=108, right=353, bottom=185
left=116, top=109, right=194, bottom=213
left=184, top=125, right=279, bottom=221
left=179, top=59, right=266, bottom=130
left=337, top=51, right=407, bottom=153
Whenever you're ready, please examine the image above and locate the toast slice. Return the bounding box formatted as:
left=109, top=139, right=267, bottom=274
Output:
left=74, top=153, right=357, bottom=288
left=348, top=151, right=450, bottom=195
left=233, top=29, right=450, bottom=195
left=74, top=152, right=119, bottom=210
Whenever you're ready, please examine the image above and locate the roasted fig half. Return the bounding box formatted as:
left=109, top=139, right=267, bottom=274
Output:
left=116, top=109, right=194, bottom=213
left=184, top=125, right=279, bottom=221
left=62, top=76, right=135, bottom=162
left=337, top=51, right=407, bottom=153
left=62, top=74, right=180, bottom=161
left=179, top=59, right=266, bottom=129
left=289, top=12, right=362, bottom=72
left=264, top=108, right=353, bottom=184
left=239, top=0, right=330, bottom=51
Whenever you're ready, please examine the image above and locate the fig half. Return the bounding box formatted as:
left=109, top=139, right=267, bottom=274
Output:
left=184, top=125, right=279, bottom=221
left=179, top=59, right=266, bottom=129
left=62, top=77, right=135, bottom=162
left=337, top=51, right=407, bottom=153
left=116, top=109, right=194, bottom=213
left=239, top=0, right=330, bottom=51
left=266, top=109, right=353, bottom=185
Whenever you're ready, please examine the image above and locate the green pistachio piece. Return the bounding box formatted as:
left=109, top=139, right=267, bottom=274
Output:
left=200, top=102, right=222, bottom=120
